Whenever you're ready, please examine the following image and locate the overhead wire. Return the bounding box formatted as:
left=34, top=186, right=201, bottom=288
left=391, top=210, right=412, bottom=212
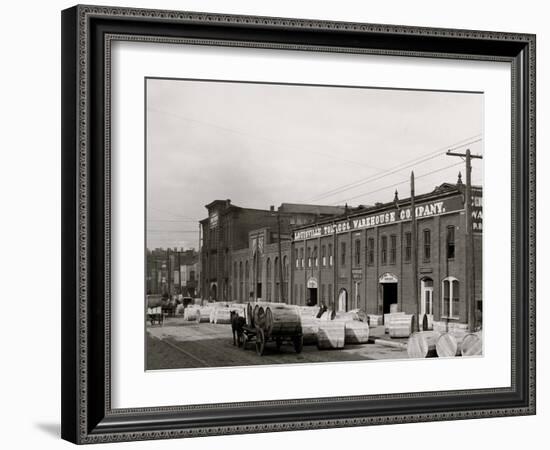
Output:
left=306, top=135, right=482, bottom=203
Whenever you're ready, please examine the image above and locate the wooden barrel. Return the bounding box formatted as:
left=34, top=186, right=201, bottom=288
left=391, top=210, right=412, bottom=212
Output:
left=461, top=332, right=483, bottom=356
left=348, top=309, right=368, bottom=322
left=214, top=308, right=232, bottom=324
left=254, top=305, right=266, bottom=330
left=344, top=321, right=370, bottom=344
left=388, top=314, right=415, bottom=338
left=389, top=303, right=400, bottom=314
left=435, top=332, right=463, bottom=357
left=197, top=307, right=213, bottom=323
left=317, top=322, right=345, bottom=349
left=384, top=312, right=405, bottom=332
left=300, top=316, right=320, bottom=345
left=331, top=311, right=361, bottom=322
left=246, top=303, right=254, bottom=327
left=367, top=314, right=383, bottom=327
left=183, top=307, right=197, bottom=322
left=407, top=331, right=441, bottom=358
left=264, top=304, right=302, bottom=337
left=298, top=306, right=319, bottom=317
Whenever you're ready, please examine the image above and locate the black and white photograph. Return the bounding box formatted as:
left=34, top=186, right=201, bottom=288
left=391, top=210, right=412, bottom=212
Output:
left=145, top=78, right=484, bottom=369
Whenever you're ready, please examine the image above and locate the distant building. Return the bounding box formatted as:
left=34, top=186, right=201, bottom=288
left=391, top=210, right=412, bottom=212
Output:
left=146, top=248, right=198, bottom=296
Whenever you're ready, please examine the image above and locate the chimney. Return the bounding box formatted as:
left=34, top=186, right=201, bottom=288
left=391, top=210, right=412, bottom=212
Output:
left=270, top=205, right=275, bottom=212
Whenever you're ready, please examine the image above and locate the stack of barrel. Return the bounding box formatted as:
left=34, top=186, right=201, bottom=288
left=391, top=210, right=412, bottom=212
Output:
left=207, top=303, right=245, bottom=324
left=407, top=327, right=483, bottom=359
left=297, top=307, right=369, bottom=350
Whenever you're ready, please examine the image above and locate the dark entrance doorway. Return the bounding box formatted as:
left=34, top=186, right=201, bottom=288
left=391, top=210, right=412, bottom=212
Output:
left=307, top=288, right=318, bottom=306
left=256, top=283, right=262, bottom=299
left=382, top=283, right=398, bottom=313
left=211, top=284, right=217, bottom=301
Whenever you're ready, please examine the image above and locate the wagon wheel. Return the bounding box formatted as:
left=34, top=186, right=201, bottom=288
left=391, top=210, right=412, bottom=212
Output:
left=255, top=328, right=265, bottom=356
left=237, top=332, right=245, bottom=349
left=293, top=335, right=303, bottom=354
left=275, top=337, right=282, bottom=351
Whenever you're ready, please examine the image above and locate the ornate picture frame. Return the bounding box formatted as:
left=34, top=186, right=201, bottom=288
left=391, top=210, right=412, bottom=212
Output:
left=61, top=5, right=535, bottom=444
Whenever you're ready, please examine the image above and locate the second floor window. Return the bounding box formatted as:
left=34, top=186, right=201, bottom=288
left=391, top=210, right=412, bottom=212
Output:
left=390, top=235, right=397, bottom=264
left=313, top=246, right=318, bottom=267
left=405, top=232, right=412, bottom=262
left=321, top=245, right=326, bottom=266
left=423, top=229, right=431, bottom=261
left=328, top=244, right=333, bottom=266
left=447, top=226, right=456, bottom=259
left=341, top=242, right=346, bottom=266
left=381, top=235, right=387, bottom=265
left=367, top=238, right=374, bottom=265
left=355, top=239, right=361, bottom=265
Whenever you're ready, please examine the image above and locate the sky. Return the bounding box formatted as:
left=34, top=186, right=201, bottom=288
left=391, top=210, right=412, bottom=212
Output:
left=146, top=78, right=483, bottom=250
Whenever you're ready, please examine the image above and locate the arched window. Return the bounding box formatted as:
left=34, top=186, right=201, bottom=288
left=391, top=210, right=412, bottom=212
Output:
left=266, top=258, right=272, bottom=301
left=274, top=257, right=280, bottom=302
left=245, top=260, right=249, bottom=299
left=233, top=262, right=238, bottom=299
left=257, top=254, right=262, bottom=282
left=313, top=246, right=318, bottom=267
left=442, top=277, right=460, bottom=319
left=283, top=256, right=289, bottom=302
left=239, top=262, right=243, bottom=301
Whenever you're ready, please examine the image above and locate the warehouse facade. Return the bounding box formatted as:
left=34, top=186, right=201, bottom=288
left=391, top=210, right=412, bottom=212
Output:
left=199, top=178, right=482, bottom=328
left=291, top=180, right=482, bottom=328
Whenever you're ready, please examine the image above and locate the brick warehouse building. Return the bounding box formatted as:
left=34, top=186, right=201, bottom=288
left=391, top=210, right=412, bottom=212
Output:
left=199, top=178, right=482, bottom=328
left=199, top=199, right=344, bottom=301
left=291, top=179, right=482, bottom=328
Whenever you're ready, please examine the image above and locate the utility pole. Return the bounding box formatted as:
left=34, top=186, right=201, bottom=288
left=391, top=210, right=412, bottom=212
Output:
left=411, top=171, right=420, bottom=331
left=166, top=248, right=171, bottom=296
left=177, top=250, right=181, bottom=295
left=277, top=212, right=285, bottom=303
left=446, top=149, right=483, bottom=332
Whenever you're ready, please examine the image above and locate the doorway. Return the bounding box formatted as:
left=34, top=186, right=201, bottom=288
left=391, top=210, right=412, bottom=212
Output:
left=256, top=283, right=262, bottom=300
left=421, top=278, right=434, bottom=329
left=382, top=283, right=397, bottom=313
left=210, top=283, right=217, bottom=301
left=307, top=288, right=318, bottom=306
left=338, top=288, right=348, bottom=312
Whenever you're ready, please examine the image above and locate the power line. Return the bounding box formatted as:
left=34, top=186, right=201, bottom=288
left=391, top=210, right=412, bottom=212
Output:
left=147, top=219, right=199, bottom=223
left=332, top=161, right=464, bottom=205
left=148, top=107, right=386, bottom=172
left=148, top=205, right=200, bottom=221
left=306, top=135, right=482, bottom=203
left=147, top=230, right=200, bottom=233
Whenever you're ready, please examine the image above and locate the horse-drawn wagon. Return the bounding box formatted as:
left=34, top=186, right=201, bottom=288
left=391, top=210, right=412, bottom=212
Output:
left=239, top=302, right=303, bottom=356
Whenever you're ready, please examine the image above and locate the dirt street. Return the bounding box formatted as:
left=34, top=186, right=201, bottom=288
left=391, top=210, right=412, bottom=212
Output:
left=146, top=317, right=409, bottom=370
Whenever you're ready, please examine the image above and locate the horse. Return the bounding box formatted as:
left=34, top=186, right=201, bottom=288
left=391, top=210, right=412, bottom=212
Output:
left=230, top=310, right=246, bottom=346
